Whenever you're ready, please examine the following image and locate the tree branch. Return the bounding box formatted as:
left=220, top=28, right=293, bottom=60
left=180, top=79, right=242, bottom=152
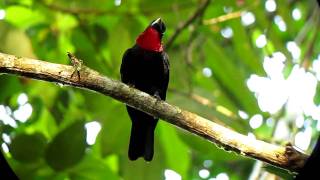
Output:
left=165, top=0, right=211, bottom=49
left=38, top=0, right=194, bottom=16
left=202, top=10, right=242, bottom=25
left=0, top=52, right=308, bottom=172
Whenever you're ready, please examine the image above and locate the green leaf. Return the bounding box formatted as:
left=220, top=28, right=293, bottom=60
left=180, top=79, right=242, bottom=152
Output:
left=24, top=106, right=58, bottom=138
left=8, top=0, right=33, bottom=6
left=58, top=33, right=75, bottom=55
left=104, top=154, right=119, bottom=174
left=264, top=165, right=295, bottom=180
left=230, top=20, right=264, bottom=75
left=5, top=6, right=44, bottom=28
left=69, top=154, right=120, bottom=180
left=100, top=103, right=130, bottom=156
left=158, top=121, right=190, bottom=179
left=120, top=143, right=166, bottom=180
left=27, top=97, right=44, bottom=124
left=313, top=75, right=320, bottom=106
left=169, top=91, right=249, bottom=133
left=45, top=120, right=87, bottom=171
left=50, top=93, right=69, bottom=126
left=108, top=18, right=131, bottom=69
left=55, top=13, right=78, bottom=32
left=10, top=132, right=47, bottom=163
left=81, top=91, right=130, bottom=156
left=204, top=39, right=261, bottom=115
left=178, top=130, right=242, bottom=163
left=26, top=23, right=63, bottom=61
left=0, top=76, right=22, bottom=103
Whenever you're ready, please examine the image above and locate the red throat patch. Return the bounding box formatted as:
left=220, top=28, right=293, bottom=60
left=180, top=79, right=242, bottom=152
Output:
left=136, top=27, right=163, bottom=52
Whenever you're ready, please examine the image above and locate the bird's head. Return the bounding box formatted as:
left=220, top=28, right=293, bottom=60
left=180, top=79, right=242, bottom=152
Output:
left=150, top=18, right=166, bottom=38
left=136, top=18, right=166, bottom=52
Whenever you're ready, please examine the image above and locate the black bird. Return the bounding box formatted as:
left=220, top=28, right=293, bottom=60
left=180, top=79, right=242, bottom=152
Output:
left=120, top=18, right=169, bottom=161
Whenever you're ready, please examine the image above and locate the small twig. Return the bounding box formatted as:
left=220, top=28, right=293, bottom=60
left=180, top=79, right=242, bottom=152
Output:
left=202, top=0, right=260, bottom=26
left=301, top=15, right=320, bottom=69
left=165, top=0, right=211, bottom=49
left=183, top=24, right=199, bottom=92
left=184, top=5, right=207, bottom=68
left=169, top=88, right=236, bottom=118
left=40, top=3, right=108, bottom=15
left=169, top=88, right=251, bottom=131
left=203, top=10, right=242, bottom=25
left=38, top=1, right=194, bottom=16
left=295, top=7, right=318, bottom=45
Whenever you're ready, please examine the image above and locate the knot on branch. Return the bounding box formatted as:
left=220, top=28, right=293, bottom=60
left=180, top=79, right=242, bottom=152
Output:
left=285, top=143, right=309, bottom=171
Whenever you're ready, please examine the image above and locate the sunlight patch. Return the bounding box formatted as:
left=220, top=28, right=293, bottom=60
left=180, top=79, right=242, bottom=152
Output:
left=199, top=169, right=210, bottom=179
left=249, top=114, right=263, bottom=129
left=0, top=9, right=5, bottom=20
left=221, top=27, right=233, bottom=39
left=85, top=121, right=102, bottom=145
left=0, top=105, right=17, bottom=127
left=17, top=93, right=28, bottom=105
left=13, top=103, right=33, bottom=122
left=294, top=127, right=312, bottom=150
left=164, top=169, right=182, bottom=180
left=274, top=15, right=287, bottom=32
left=216, top=172, right=229, bottom=180
left=241, top=11, right=255, bottom=26
left=292, top=8, right=302, bottom=21
left=265, top=0, right=276, bottom=12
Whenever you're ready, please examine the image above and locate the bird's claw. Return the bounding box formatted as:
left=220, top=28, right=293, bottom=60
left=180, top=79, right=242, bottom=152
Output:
left=67, top=52, right=83, bottom=81
left=153, top=92, right=161, bottom=101
left=128, top=83, right=136, bottom=88
left=152, top=93, right=161, bottom=119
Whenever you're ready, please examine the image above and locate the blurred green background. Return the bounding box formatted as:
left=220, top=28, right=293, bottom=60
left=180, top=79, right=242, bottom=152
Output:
left=0, top=0, right=320, bottom=179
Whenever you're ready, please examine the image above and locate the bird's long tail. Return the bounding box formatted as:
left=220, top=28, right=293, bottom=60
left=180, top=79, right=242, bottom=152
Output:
left=127, top=106, right=157, bottom=161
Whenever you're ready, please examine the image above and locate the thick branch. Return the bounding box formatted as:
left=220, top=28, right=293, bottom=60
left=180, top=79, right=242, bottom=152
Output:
left=0, top=52, right=308, bottom=172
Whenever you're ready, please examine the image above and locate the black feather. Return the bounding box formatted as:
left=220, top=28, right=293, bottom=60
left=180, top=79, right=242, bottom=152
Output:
left=120, top=45, right=169, bottom=161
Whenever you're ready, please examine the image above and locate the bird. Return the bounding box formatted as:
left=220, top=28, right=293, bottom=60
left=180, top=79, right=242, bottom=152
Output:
left=120, top=18, right=169, bottom=161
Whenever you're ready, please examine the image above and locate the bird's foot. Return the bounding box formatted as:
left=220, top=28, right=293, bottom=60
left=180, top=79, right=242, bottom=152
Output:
left=127, top=83, right=136, bottom=88
left=153, top=92, right=161, bottom=101
left=67, top=52, right=83, bottom=81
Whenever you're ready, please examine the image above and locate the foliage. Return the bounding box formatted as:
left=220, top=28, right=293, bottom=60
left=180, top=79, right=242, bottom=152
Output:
left=0, top=0, right=319, bottom=179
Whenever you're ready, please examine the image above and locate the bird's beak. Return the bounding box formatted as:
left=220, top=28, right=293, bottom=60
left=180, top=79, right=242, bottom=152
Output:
left=151, top=18, right=162, bottom=26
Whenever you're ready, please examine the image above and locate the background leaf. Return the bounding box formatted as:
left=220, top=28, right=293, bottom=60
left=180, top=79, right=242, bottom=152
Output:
left=45, top=120, right=87, bottom=171
left=10, top=132, right=47, bottom=163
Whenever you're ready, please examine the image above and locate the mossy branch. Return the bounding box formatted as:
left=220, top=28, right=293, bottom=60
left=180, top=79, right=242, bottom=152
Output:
left=0, top=52, right=308, bottom=172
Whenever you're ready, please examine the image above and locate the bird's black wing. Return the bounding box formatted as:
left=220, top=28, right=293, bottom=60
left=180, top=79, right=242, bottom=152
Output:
left=160, top=52, right=170, bottom=101
left=120, top=48, right=135, bottom=85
